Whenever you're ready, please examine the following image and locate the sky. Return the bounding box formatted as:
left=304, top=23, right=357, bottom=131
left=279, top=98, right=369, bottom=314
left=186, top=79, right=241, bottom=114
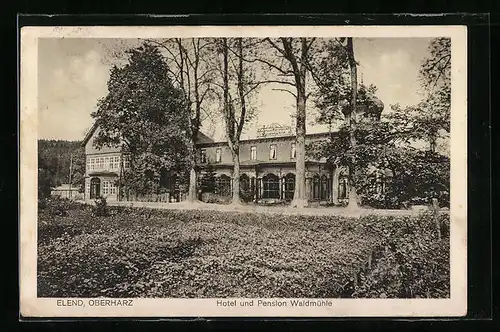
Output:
left=37, top=37, right=433, bottom=141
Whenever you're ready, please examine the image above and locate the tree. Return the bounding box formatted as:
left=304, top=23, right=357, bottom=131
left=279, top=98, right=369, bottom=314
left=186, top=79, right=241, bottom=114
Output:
left=309, top=83, right=386, bottom=204
left=92, top=42, right=191, bottom=196
left=146, top=38, right=218, bottom=203
left=38, top=153, right=56, bottom=199
left=418, top=37, right=451, bottom=152
left=309, top=38, right=373, bottom=209
left=309, top=37, right=451, bottom=209
left=257, top=37, right=316, bottom=208
left=216, top=38, right=261, bottom=204
left=37, top=139, right=85, bottom=193
left=69, top=148, right=86, bottom=193
left=200, top=161, right=216, bottom=193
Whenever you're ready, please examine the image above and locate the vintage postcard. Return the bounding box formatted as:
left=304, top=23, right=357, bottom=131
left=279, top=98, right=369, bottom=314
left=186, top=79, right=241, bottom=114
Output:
left=20, top=25, right=467, bottom=318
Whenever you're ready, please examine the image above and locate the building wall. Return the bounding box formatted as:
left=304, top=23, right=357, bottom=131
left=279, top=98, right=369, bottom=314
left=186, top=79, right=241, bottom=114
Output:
left=83, top=123, right=342, bottom=203
left=84, top=127, right=125, bottom=201
left=197, top=134, right=330, bottom=165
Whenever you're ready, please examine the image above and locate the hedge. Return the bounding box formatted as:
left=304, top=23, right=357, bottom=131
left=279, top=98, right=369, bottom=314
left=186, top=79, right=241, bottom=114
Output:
left=37, top=206, right=449, bottom=298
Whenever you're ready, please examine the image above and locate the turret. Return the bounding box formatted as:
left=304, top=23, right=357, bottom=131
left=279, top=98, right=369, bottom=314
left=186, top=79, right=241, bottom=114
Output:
left=356, top=89, right=384, bottom=121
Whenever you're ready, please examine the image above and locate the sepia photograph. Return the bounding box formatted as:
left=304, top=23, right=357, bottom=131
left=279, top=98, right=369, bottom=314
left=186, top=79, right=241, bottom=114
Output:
left=20, top=25, right=467, bottom=317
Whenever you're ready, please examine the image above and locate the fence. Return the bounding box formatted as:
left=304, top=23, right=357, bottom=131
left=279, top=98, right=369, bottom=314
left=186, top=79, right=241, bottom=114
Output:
left=119, top=192, right=188, bottom=203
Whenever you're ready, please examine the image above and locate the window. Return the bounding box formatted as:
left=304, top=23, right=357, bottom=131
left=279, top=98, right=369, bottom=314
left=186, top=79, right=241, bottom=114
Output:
left=113, top=156, right=120, bottom=169
left=215, top=174, right=231, bottom=196
left=200, top=149, right=207, bottom=163
left=99, top=157, right=105, bottom=169
left=338, top=176, right=348, bottom=199
left=312, top=175, right=321, bottom=200
left=123, top=155, right=130, bottom=169
left=262, top=173, right=280, bottom=199
left=102, top=181, right=109, bottom=195
left=250, top=146, right=257, bottom=160
left=105, top=157, right=110, bottom=169
left=216, top=148, right=222, bottom=163
left=284, top=173, right=295, bottom=200
left=291, top=143, right=296, bottom=159
left=86, top=158, right=90, bottom=170
left=320, top=175, right=328, bottom=200
left=109, top=181, right=116, bottom=195
left=240, top=174, right=250, bottom=192
left=269, top=144, right=277, bottom=160
left=90, top=158, right=95, bottom=170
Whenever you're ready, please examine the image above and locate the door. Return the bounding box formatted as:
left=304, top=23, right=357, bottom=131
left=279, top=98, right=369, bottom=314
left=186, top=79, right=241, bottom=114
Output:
left=90, top=178, right=101, bottom=199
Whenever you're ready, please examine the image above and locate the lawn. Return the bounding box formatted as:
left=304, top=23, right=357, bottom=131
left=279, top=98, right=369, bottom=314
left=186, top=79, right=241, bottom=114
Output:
left=37, top=200, right=450, bottom=299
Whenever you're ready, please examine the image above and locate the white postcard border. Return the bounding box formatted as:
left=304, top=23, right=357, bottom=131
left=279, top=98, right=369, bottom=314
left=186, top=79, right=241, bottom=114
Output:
left=20, top=25, right=468, bottom=318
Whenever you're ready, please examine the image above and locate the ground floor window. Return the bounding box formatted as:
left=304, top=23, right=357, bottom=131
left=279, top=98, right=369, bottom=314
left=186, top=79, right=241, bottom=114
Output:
left=90, top=177, right=101, bottom=199
left=215, top=174, right=231, bottom=196
left=321, top=175, right=329, bottom=200
left=240, top=174, right=250, bottom=192
left=262, top=174, right=280, bottom=199
left=284, top=173, right=295, bottom=200
left=312, top=175, right=321, bottom=200
left=109, top=181, right=116, bottom=195
left=338, top=176, right=349, bottom=199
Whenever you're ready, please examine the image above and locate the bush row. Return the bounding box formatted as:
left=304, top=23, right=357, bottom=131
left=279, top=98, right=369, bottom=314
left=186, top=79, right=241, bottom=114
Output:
left=37, top=207, right=449, bottom=298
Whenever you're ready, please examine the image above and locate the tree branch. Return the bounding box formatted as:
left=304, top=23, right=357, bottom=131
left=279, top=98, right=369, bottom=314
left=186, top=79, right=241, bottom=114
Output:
left=272, top=88, right=297, bottom=99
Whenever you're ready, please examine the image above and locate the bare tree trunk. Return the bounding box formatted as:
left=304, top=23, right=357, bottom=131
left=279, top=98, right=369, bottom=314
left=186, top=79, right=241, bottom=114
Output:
left=346, top=37, right=360, bottom=210
left=291, top=86, right=308, bottom=208
left=188, top=164, right=198, bottom=202
left=231, top=145, right=241, bottom=204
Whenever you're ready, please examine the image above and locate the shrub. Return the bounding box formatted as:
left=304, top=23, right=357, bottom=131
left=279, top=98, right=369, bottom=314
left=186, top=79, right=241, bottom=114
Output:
left=93, top=196, right=109, bottom=217
left=239, top=188, right=254, bottom=203
left=201, top=193, right=231, bottom=205
left=360, top=192, right=402, bottom=209
left=38, top=196, right=84, bottom=217
left=353, top=211, right=450, bottom=298
left=37, top=207, right=450, bottom=298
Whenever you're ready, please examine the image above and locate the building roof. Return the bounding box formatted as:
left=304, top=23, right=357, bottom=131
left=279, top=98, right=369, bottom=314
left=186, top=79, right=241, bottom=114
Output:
left=195, top=131, right=215, bottom=144
left=52, top=184, right=80, bottom=191
left=82, top=121, right=216, bottom=147
left=81, top=121, right=100, bottom=147
left=197, top=131, right=338, bottom=147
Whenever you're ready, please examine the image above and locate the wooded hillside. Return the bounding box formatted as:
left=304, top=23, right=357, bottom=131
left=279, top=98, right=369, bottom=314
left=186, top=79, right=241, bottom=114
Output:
left=38, top=139, right=85, bottom=197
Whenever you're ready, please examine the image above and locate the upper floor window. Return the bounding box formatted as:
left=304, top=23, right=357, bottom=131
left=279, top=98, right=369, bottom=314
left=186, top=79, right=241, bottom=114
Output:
left=291, top=143, right=296, bottom=159
left=123, top=155, right=130, bottom=169
left=201, top=149, right=207, bottom=163
left=113, top=156, right=120, bottom=169
left=250, top=146, right=257, bottom=160
left=216, top=148, right=222, bottom=163
left=269, top=144, right=277, bottom=160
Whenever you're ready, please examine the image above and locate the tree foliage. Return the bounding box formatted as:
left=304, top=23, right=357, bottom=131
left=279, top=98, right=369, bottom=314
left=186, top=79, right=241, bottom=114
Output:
left=308, top=37, right=450, bottom=208
left=38, top=140, right=85, bottom=197
left=200, top=162, right=216, bottom=193
left=144, top=38, right=220, bottom=202
left=92, top=42, right=191, bottom=195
